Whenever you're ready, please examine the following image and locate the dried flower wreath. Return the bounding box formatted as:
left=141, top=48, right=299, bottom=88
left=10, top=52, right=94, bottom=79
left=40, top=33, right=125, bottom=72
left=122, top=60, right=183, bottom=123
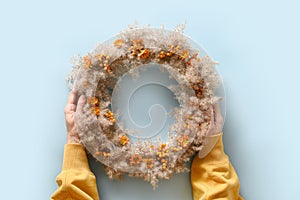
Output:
left=66, top=25, right=223, bottom=188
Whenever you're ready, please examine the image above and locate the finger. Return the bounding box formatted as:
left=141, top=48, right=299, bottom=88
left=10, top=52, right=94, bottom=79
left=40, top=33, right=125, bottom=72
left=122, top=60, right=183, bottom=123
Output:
left=206, top=105, right=215, bottom=136
left=213, top=103, right=220, bottom=115
left=213, top=103, right=222, bottom=121
left=77, top=95, right=86, bottom=113
left=66, top=90, right=78, bottom=105
left=64, top=104, right=76, bottom=114
left=209, top=104, right=214, bottom=125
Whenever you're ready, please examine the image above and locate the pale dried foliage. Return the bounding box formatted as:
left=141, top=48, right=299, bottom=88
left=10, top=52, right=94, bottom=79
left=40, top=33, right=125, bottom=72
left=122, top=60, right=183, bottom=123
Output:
left=66, top=25, right=222, bottom=189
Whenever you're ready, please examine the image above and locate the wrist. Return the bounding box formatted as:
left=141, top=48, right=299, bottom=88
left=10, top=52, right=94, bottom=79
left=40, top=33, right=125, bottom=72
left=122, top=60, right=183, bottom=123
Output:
left=67, top=134, right=80, bottom=144
left=199, top=133, right=228, bottom=164
left=198, top=132, right=222, bottom=158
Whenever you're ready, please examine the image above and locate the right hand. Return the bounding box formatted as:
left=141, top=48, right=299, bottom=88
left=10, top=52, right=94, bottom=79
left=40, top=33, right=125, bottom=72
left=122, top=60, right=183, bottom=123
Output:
left=198, top=103, right=223, bottom=158
left=207, top=103, right=223, bottom=136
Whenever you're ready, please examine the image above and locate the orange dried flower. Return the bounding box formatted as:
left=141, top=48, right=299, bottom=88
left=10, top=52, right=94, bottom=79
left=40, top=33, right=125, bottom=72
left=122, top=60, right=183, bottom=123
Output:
left=159, top=157, right=168, bottom=171
left=95, top=151, right=111, bottom=157
left=87, top=97, right=99, bottom=106
left=104, top=65, right=112, bottom=72
left=83, top=55, right=92, bottom=69
left=95, top=147, right=111, bottom=157
left=196, top=91, right=202, bottom=98
left=159, top=51, right=166, bottom=59
left=129, top=154, right=142, bottom=166
left=192, top=80, right=205, bottom=98
left=157, top=143, right=169, bottom=160
left=162, top=162, right=167, bottom=171
left=130, top=49, right=137, bottom=57
left=129, top=38, right=145, bottom=57
left=166, top=45, right=180, bottom=57
left=103, top=152, right=111, bottom=157
left=95, top=54, right=102, bottom=61
left=177, top=134, right=190, bottom=148
left=114, top=39, right=125, bottom=48
left=160, top=143, right=167, bottom=149
left=138, top=49, right=150, bottom=59
left=90, top=106, right=100, bottom=116
left=96, top=54, right=111, bottom=72
left=179, top=50, right=190, bottom=60
left=193, top=85, right=200, bottom=90
left=104, top=111, right=116, bottom=122
left=144, top=158, right=155, bottom=169
left=119, top=135, right=130, bottom=146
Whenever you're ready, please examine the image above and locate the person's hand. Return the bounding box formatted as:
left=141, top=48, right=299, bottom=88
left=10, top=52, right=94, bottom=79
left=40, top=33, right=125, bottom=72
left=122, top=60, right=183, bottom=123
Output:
left=191, top=104, right=242, bottom=200
left=207, top=103, right=223, bottom=136
left=64, top=90, right=86, bottom=144
left=198, top=103, right=223, bottom=158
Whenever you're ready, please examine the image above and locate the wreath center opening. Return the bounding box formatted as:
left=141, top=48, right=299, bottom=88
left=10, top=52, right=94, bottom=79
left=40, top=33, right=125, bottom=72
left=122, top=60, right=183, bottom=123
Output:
left=111, top=64, right=180, bottom=141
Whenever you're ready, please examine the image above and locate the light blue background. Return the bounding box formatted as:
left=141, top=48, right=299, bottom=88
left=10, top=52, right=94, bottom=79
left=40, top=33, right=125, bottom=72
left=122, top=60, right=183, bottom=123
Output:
left=0, top=0, right=300, bottom=199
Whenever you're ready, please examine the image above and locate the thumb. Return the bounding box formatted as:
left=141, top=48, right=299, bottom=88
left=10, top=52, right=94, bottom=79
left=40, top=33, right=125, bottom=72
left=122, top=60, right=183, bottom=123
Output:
left=77, top=95, right=86, bottom=113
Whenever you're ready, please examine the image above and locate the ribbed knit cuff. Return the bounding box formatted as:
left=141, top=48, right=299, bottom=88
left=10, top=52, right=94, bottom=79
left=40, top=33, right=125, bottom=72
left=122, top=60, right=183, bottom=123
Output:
left=62, top=143, right=90, bottom=172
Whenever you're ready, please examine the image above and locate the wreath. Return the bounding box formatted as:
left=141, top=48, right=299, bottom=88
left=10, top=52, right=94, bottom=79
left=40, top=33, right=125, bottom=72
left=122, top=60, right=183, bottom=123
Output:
left=67, top=25, right=224, bottom=188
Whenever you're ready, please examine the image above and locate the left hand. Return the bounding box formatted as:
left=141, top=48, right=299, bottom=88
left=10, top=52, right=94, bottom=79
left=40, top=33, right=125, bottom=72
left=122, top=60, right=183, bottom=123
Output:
left=64, top=90, right=86, bottom=144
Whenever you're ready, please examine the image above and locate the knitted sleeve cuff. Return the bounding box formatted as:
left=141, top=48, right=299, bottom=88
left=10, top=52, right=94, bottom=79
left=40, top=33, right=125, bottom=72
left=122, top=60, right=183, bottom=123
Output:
left=61, top=143, right=90, bottom=172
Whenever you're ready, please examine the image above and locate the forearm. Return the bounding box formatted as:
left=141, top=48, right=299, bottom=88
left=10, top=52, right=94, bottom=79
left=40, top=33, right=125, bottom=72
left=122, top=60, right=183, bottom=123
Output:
left=191, top=134, right=243, bottom=200
left=51, top=144, right=100, bottom=200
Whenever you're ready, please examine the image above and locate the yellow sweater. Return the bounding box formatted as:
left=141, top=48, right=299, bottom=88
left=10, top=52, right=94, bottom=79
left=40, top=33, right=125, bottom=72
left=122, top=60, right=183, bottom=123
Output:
left=51, top=134, right=243, bottom=200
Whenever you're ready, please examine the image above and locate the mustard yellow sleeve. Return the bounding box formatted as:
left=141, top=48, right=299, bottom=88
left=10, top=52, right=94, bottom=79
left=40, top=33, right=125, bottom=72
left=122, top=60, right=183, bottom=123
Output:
left=51, top=144, right=100, bottom=200
left=191, top=134, right=243, bottom=200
